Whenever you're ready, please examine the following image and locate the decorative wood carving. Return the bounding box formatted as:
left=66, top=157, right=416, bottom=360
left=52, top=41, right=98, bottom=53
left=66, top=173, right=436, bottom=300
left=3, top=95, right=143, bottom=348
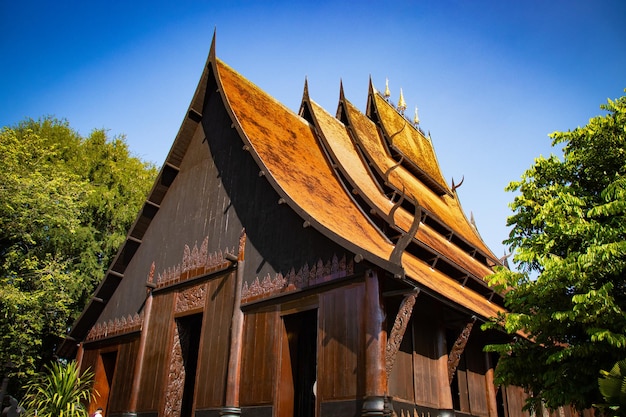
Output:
left=241, top=254, right=354, bottom=303
left=385, top=289, right=419, bottom=378
left=163, top=324, right=185, bottom=417
left=389, top=199, right=422, bottom=266
left=156, top=236, right=234, bottom=288
left=447, top=317, right=476, bottom=384
left=238, top=228, right=246, bottom=261
left=148, top=261, right=155, bottom=283
left=86, top=313, right=143, bottom=342
left=175, top=284, right=207, bottom=313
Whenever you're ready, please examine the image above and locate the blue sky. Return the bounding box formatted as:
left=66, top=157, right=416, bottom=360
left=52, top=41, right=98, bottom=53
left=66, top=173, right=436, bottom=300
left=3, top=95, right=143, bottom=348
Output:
left=1, top=0, right=625, bottom=258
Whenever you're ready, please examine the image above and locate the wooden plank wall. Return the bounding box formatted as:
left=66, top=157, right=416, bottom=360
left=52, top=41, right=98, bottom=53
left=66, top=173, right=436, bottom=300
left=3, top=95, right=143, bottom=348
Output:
left=137, top=292, right=175, bottom=411
left=412, top=315, right=444, bottom=408
left=465, top=340, right=489, bottom=417
left=317, top=282, right=365, bottom=401
left=108, top=337, right=140, bottom=413
left=388, top=322, right=414, bottom=402
left=194, top=271, right=236, bottom=409
left=388, top=297, right=447, bottom=409
left=240, top=308, right=279, bottom=406
left=80, top=335, right=140, bottom=415
left=504, top=385, right=530, bottom=417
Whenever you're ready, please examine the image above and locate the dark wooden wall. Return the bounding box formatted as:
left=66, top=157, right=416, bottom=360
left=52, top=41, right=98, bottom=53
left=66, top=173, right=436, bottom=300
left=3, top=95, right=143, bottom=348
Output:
left=137, top=291, right=175, bottom=412
left=317, top=282, right=365, bottom=402
left=385, top=295, right=503, bottom=417
left=240, top=308, right=279, bottom=406
left=80, top=335, right=140, bottom=415
left=387, top=296, right=449, bottom=409
left=503, top=386, right=530, bottom=417
left=460, top=339, right=489, bottom=416
left=194, top=271, right=236, bottom=409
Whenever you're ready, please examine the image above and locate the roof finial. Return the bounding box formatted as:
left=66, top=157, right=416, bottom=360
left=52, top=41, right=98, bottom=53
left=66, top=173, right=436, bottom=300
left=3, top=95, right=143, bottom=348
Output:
left=413, top=106, right=420, bottom=125
left=384, top=78, right=391, bottom=100
left=397, top=88, right=407, bottom=114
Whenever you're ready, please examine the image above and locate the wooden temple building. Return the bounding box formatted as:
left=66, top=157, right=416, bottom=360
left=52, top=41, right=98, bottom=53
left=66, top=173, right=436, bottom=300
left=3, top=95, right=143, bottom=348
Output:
left=58, top=36, right=530, bottom=417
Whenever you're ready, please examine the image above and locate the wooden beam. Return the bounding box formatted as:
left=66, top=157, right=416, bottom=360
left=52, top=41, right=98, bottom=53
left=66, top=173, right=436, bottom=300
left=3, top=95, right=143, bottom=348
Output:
left=107, top=270, right=124, bottom=280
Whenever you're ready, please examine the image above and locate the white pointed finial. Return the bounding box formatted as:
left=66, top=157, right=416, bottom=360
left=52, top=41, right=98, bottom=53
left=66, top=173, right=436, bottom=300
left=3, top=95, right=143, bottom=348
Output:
left=384, top=78, right=391, bottom=99
left=397, top=88, right=407, bottom=114
left=413, top=106, right=420, bottom=125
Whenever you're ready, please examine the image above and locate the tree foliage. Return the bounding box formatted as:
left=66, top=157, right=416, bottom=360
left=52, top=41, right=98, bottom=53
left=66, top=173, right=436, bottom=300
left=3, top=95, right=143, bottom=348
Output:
left=485, top=93, right=626, bottom=411
left=0, top=117, right=157, bottom=383
left=21, top=360, right=95, bottom=417
left=597, top=359, right=626, bottom=416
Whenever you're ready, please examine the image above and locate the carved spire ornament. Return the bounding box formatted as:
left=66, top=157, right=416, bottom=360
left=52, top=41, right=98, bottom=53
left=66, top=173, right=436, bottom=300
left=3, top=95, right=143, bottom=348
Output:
left=413, top=106, right=420, bottom=126
left=397, top=88, right=407, bottom=114
left=384, top=78, right=391, bottom=100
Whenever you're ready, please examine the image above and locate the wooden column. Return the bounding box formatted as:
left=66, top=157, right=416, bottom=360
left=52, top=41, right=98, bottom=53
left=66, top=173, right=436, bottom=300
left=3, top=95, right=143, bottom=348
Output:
left=485, top=352, right=499, bottom=417
left=76, top=342, right=85, bottom=371
left=362, top=269, right=387, bottom=417
left=221, top=231, right=246, bottom=417
left=436, top=323, right=454, bottom=410
left=127, top=262, right=156, bottom=416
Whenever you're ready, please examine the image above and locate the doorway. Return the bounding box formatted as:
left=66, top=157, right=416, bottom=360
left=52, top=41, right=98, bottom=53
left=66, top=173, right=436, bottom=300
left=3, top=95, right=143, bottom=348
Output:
left=176, top=313, right=202, bottom=417
left=92, top=350, right=117, bottom=415
left=280, top=309, right=317, bottom=417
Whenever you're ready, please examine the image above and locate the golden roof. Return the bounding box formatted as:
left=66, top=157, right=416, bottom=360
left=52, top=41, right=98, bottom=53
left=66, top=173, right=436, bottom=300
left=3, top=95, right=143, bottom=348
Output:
left=213, top=54, right=503, bottom=318
left=215, top=59, right=394, bottom=263
left=308, top=97, right=493, bottom=280
left=371, top=91, right=450, bottom=194
left=342, top=97, right=495, bottom=261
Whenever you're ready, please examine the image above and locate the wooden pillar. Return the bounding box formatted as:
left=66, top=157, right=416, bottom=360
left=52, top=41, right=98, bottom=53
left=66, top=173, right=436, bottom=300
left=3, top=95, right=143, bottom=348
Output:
left=221, top=231, right=246, bottom=417
left=485, top=352, right=499, bottom=417
left=127, top=263, right=156, bottom=416
left=362, top=269, right=387, bottom=417
left=76, top=342, right=85, bottom=371
left=436, top=323, right=453, bottom=410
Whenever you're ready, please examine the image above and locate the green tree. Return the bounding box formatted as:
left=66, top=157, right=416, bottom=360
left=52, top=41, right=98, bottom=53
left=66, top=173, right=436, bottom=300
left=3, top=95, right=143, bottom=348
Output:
left=0, top=118, right=157, bottom=384
left=22, top=360, right=95, bottom=417
left=485, top=93, right=626, bottom=411
left=597, top=359, right=626, bottom=416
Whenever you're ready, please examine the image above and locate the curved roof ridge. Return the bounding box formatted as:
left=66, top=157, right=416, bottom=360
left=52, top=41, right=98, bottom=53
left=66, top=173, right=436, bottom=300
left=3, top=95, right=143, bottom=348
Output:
left=342, top=93, right=498, bottom=265
left=211, top=57, right=403, bottom=277
left=308, top=97, right=495, bottom=282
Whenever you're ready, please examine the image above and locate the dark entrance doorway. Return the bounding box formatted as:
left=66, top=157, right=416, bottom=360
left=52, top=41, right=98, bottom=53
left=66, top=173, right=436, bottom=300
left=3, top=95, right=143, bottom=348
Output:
left=92, top=350, right=117, bottom=415
left=176, top=313, right=202, bottom=417
left=280, top=309, right=318, bottom=417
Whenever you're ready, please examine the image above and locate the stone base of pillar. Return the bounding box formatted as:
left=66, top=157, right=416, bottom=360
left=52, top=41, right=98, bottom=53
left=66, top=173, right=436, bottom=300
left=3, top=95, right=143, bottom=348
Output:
left=362, top=396, right=386, bottom=416
left=219, top=406, right=241, bottom=417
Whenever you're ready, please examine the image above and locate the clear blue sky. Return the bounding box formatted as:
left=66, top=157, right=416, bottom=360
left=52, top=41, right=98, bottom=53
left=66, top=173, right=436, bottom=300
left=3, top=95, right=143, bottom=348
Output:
left=1, top=0, right=625, bottom=258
